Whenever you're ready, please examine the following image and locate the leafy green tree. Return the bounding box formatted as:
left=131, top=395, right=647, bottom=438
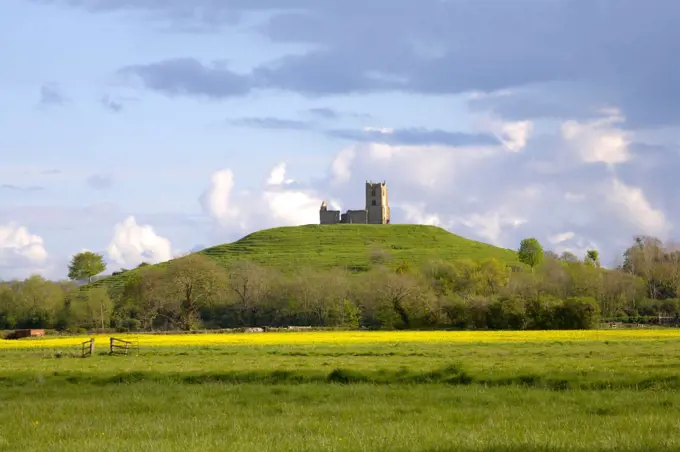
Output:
left=559, top=251, right=579, bottom=263
left=585, top=249, right=600, bottom=267
left=71, top=287, right=113, bottom=329
left=518, top=238, right=544, bottom=272
left=14, top=275, right=64, bottom=328
left=0, top=283, right=18, bottom=329
left=68, top=251, right=106, bottom=282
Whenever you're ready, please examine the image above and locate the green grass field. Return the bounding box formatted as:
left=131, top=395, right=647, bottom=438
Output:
left=91, top=224, right=520, bottom=293
left=2, top=331, right=680, bottom=451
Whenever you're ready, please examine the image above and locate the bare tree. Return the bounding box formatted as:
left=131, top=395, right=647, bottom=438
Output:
left=227, top=260, right=271, bottom=326
left=164, top=255, right=227, bottom=330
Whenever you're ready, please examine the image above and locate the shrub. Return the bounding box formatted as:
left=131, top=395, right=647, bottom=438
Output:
left=552, top=297, right=600, bottom=329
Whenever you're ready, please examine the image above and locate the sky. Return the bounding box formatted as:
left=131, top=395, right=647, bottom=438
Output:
left=1, top=0, right=679, bottom=280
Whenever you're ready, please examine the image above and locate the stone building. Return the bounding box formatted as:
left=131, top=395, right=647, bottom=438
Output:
left=320, top=181, right=391, bottom=224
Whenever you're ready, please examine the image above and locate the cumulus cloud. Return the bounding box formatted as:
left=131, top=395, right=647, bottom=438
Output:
left=606, top=179, right=671, bottom=240
left=0, top=223, right=49, bottom=278
left=330, top=148, right=355, bottom=184
left=20, top=0, right=680, bottom=268
left=106, top=216, right=173, bottom=268
left=475, top=117, right=533, bottom=153
left=201, top=163, right=323, bottom=234
left=561, top=111, right=631, bottom=165
left=200, top=169, right=239, bottom=227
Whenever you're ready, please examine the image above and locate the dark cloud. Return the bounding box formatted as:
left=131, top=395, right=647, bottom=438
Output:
left=307, top=107, right=338, bottom=119
left=48, top=0, right=677, bottom=127
left=38, top=83, right=67, bottom=107
left=101, top=95, right=123, bottom=112
left=118, top=58, right=253, bottom=98
left=306, top=107, right=370, bottom=120
left=326, top=128, right=500, bottom=147
left=0, top=184, right=44, bottom=192
left=86, top=174, right=113, bottom=190
left=228, top=117, right=313, bottom=130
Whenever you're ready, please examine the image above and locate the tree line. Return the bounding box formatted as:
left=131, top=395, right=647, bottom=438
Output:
left=2, top=236, right=680, bottom=332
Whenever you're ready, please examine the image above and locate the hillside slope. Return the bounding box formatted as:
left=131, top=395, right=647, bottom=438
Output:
left=92, top=224, right=519, bottom=292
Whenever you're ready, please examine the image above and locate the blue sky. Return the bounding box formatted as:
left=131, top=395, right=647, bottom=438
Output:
left=1, top=0, right=679, bottom=279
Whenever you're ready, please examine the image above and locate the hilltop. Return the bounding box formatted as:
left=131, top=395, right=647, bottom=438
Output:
left=92, top=224, right=520, bottom=292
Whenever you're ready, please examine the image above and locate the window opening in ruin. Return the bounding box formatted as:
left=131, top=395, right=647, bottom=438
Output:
left=372, top=200, right=376, bottom=206
left=371, top=188, right=376, bottom=196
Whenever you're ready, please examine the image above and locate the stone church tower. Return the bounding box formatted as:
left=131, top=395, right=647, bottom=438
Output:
left=319, top=181, right=391, bottom=224
left=365, top=181, right=390, bottom=224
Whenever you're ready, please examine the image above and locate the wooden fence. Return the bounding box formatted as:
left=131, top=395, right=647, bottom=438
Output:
left=81, top=338, right=95, bottom=358
left=109, top=337, right=135, bottom=355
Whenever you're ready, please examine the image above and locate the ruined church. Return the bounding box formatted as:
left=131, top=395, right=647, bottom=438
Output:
left=320, top=181, right=391, bottom=224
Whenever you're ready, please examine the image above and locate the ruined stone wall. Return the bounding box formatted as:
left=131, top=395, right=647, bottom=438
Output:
left=346, top=210, right=368, bottom=224
left=320, top=210, right=341, bottom=224
left=319, top=181, right=390, bottom=225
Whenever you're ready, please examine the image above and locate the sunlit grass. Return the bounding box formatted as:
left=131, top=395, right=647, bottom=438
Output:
left=3, top=329, right=680, bottom=450
left=89, top=224, right=520, bottom=292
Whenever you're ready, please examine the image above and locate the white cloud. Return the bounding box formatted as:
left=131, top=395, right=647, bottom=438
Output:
left=549, top=231, right=575, bottom=244
left=547, top=231, right=600, bottom=260
left=331, top=147, right=355, bottom=184
left=565, top=192, right=586, bottom=202
left=264, top=190, right=322, bottom=225
left=267, top=162, right=295, bottom=186
left=0, top=223, right=49, bottom=278
left=401, top=204, right=448, bottom=228
left=451, top=211, right=526, bottom=245
left=363, top=126, right=394, bottom=134
left=606, top=178, right=671, bottom=239
left=106, top=216, right=173, bottom=268
left=475, top=115, right=533, bottom=152
left=202, top=163, right=324, bottom=233
left=200, top=169, right=239, bottom=227
left=561, top=111, right=631, bottom=164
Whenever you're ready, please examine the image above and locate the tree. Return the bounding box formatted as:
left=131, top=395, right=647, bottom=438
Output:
left=71, top=287, right=113, bottom=329
left=518, top=238, right=544, bottom=272
left=164, top=254, right=227, bottom=330
left=585, top=249, right=600, bottom=267
left=227, top=260, right=272, bottom=326
left=68, top=251, right=106, bottom=282
left=13, top=275, right=64, bottom=328
left=559, top=251, right=579, bottom=263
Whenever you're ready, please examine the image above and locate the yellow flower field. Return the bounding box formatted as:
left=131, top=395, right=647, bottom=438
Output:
left=2, top=329, right=680, bottom=349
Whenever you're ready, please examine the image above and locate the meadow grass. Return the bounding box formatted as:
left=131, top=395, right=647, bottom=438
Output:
left=2, top=330, right=680, bottom=451
left=90, top=224, right=520, bottom=292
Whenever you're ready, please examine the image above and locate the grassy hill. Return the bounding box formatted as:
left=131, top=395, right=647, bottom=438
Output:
left=92, top=224, right=520, bottom=293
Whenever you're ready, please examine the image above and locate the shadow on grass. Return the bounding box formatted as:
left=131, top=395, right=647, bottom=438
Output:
left=2, top=362, right=680, bottom=391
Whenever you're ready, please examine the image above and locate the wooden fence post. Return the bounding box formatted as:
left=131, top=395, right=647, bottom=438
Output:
left=81, top=338, right=95, bottom=358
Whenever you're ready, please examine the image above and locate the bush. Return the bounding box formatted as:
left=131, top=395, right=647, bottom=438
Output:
left=487, top=297, right=526, bottom=330
left=552, top=297, right=600, bottom=330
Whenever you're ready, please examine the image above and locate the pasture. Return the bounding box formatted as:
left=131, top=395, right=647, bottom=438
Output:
left=2, top=330, right=680, bottom=451
left=89, top=224, right=520, bottom=293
